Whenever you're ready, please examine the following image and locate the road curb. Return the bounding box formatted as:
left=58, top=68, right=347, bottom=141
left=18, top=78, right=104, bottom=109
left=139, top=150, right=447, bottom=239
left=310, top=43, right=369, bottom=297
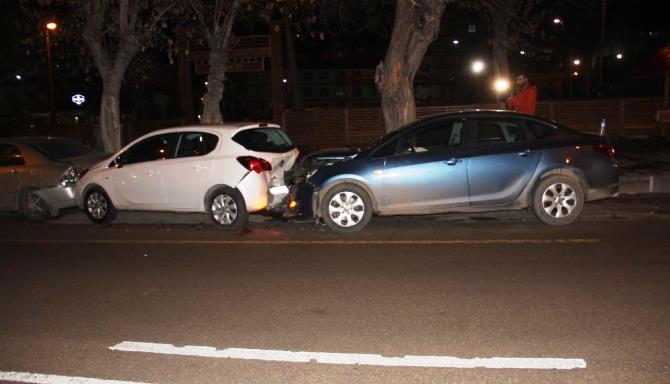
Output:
left=620, top=172, right=670, bottom=194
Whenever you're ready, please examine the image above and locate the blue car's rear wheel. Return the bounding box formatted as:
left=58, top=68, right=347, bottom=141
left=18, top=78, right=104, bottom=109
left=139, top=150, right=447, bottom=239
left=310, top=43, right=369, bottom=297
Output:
left=532, top=175, right=584, bottom=226
left=321, top=184, right=372, bottom=232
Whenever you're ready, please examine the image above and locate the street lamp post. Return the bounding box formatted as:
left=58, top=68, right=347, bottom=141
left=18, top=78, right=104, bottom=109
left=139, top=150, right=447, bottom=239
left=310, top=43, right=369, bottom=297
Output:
left=45, top=21, right=57, bottom=136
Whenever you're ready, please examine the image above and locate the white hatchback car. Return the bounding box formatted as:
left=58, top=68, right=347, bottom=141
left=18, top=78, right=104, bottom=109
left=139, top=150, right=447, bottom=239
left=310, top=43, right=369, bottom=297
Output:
left=75, top=123, right=298, bottom=230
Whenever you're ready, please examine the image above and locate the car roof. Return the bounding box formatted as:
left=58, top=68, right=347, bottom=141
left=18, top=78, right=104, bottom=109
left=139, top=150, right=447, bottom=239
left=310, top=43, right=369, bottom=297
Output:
left=144, top=122, right=281, bottom=137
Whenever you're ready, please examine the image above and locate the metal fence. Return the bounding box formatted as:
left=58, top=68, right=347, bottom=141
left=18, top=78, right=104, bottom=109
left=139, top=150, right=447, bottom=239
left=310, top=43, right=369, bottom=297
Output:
left=283, top=97, right=667, bottom=150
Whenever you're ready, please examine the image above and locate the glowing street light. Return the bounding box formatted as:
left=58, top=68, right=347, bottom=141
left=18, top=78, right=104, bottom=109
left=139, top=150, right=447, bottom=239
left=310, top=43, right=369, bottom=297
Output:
left=616, top=53, right=623, bottom=60
left=452, top=39, right=459, bottom=45
left=520, top=50, right=526, bottom=55
left=471, top=60, right=485, bottom=74
left=573, top=59, right=581, bottom=66
left=46, top=21, right=57, bottom=30
left=15, top=74, right=22, bottom=80
left=573, top=71, right=579, bottom=77
left=493, top=78, right=511, bottom=93
left=553, top=18, right=562, bottom=24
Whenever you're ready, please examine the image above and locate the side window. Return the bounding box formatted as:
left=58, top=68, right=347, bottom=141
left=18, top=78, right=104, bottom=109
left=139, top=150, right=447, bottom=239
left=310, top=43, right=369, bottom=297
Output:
left=476, top=120, right=527, bottom=144
left=529, top=122, right=556, bottom=139
left=118, top=133, right=180, bottom=166
left=0, top=144, right=25, bottom=166
left=399, top=120, right=463, bottom=154
left=176, top=132, right=219, bottom=158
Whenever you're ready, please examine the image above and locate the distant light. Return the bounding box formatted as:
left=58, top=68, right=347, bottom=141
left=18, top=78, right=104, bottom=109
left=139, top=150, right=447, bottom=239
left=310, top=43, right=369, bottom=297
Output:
left=204, top=81, right=208, bottom=86
left=282, top=78, right=288, bottom=83
left=494, top=78, right=511, bottom=93
left=616, top=53, right=623, bottom=60
left=573, top=59, right=581, bottom=65
left=452, top=39, right=459, bottom=45
left=471, top=60, right=485, bottom=74
left=74, top=116, right=79, bottom=122
left=520, top=50, right=526, bottom=55
left=573, top=71, right=579, bottom=76
left=71, top=94, right=86, bottom=105
left=296, top=34, right=300, bottom=38
left=553, top=18, right=562, bottom=24
left=197, top=114, right=201, bottom=120
left=15, top=74, right=21, bottom=80
left=46, top=22, right=57, bottom=30
left=289, top=200, right=297, bottom=209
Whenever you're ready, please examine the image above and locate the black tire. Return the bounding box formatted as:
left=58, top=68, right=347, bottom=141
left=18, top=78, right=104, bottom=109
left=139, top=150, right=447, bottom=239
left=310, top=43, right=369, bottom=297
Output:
left=84, top=186, right=118, bottom=224
left=531, top=175, right=585, bottom=226
left=19, top=188, right=51, bottom=221
left=321, top=183, right=373, bottom=233
left=206, top=186, right=249, bottom=231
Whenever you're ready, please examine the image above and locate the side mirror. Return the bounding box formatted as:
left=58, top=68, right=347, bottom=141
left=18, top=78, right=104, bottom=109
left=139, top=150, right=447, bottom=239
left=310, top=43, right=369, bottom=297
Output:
left=110, top=156, right=123, bottom=168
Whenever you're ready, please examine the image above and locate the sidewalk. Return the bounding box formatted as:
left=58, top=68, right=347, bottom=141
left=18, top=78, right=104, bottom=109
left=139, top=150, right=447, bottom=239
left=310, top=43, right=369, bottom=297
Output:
left=616, top=136, right=670, bottom=194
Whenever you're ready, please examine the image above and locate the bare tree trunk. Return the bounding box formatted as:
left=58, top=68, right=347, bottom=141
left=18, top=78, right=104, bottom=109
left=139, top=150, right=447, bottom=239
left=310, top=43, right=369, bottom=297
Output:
left=100, top=78, right=123, bottom=152
left=490, top=12, right=510, bottom=79
left=197, top=0, right=242, bottom=124
left=283, top=13, right=303, bottom=110
left=375, top=0, right=447, bottom=133
left=201, top=37, right=226, bottom=124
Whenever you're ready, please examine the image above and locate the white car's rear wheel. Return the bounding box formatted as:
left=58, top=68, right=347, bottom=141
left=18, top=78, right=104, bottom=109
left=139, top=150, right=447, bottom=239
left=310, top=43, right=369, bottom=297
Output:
left=206, top=187, right=249, bottom=231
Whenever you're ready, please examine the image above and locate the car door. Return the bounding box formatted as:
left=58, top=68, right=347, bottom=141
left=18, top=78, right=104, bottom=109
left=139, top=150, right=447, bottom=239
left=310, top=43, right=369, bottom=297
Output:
left=466, top=117, right=540, bottom=205
left=160, top=132, right=219, bottom=209
left=381, top=119, right=469, bottom=211
left=0, top=144, right=27, bottom=209
left=112, top=133, right=179, bottom=209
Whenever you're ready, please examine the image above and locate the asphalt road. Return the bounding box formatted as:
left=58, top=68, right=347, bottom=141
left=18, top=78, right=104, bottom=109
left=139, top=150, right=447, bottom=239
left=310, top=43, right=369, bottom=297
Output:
left=1, top=195, right=670, bottom=384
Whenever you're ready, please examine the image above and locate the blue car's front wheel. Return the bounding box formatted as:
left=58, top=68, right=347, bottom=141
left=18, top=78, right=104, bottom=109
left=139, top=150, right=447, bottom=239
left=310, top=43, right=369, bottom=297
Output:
left=321, top=184, right=372, bottom=233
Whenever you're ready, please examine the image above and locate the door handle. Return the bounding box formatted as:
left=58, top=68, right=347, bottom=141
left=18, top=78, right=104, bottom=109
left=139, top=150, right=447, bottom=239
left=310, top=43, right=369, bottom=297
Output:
left=193, top=165, right=208, bottom=172
left=444, top=158, right=462, bottom=165
left=517, top=149, right=535, bottom=157
left=147, top=170, right=159, bottom=176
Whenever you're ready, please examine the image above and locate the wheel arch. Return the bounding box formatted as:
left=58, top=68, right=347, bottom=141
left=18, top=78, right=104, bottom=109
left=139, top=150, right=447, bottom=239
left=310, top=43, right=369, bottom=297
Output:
left=315, top=178, right=379, bottom=219
left=528, top=167, right=588, bottom=206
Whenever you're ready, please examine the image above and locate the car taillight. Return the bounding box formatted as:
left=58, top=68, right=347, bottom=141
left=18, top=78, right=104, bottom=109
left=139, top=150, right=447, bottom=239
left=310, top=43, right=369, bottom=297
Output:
left=593, top=143, right=615, bottom=157
left=237, top=156, right=272, bottom=173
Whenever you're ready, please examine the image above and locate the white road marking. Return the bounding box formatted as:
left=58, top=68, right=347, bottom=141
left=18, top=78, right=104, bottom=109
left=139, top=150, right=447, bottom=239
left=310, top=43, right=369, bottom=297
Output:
left=0, top=238, right=599, bottom=246
left=0, top=371, right=150, bottom=384
left=109, top=341, right=587, bottom=370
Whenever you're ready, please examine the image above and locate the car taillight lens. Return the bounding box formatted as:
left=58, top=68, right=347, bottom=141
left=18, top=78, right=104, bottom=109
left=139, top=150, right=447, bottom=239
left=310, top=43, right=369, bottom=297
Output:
left=593, top=143, right=615, bottom=157
left=237, top=156, right=272, bottom=173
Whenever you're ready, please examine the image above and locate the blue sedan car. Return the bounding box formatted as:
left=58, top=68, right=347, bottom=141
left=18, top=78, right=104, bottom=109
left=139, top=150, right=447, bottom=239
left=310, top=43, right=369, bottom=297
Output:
left=286, top=111, right=619, bottom=232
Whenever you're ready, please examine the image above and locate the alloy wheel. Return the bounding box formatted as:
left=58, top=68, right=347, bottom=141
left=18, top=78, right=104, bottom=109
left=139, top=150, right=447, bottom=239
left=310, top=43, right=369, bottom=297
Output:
left=328, top=191, right=365, bottom=228
left=542, top=183, right=577, bottom=218
left=212, top=194, right=238, bottom=225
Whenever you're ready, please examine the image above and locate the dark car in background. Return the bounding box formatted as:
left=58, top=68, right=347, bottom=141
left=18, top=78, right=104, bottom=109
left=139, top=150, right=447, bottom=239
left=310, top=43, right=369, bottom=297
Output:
left=286, top=111, right=619, bottom=232
left=0, top=137, right=107, bottom=220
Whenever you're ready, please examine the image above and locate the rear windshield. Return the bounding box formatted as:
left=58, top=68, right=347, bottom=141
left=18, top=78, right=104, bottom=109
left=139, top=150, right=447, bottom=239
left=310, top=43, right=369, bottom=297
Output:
left=28, top=138, right=97, bottom=160
left=232, top=128, right=295, bottom=153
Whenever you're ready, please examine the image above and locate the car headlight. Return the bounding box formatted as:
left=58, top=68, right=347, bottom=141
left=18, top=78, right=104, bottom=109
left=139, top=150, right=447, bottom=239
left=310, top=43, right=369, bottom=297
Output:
left=59, top=166, right=80, bottom=187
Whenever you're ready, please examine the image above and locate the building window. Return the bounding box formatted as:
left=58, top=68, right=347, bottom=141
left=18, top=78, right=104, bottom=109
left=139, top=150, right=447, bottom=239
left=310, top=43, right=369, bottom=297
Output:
left=303, top=71, right=312, bottom=81
left=320, top=71, right=329, bottom=80
left=335, top=87, right=345, bottom=97
left=303, top=87, right=313, bottom=97
left=319, top=87, right=329, bottom=97
left=336, top=71, right=345, bottom=81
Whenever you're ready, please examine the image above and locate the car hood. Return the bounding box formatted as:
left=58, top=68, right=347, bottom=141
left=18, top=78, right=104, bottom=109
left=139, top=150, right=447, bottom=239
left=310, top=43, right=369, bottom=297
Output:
left=287, top=147, right=359, bottom=184
left=60, top=152, right=112, bottom=170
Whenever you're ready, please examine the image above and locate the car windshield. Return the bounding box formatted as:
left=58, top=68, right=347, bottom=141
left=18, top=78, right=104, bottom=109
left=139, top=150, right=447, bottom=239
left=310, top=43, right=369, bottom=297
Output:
left=28, top=138, right=97, bottom=160
left=232, top=128, right=295, bottom=153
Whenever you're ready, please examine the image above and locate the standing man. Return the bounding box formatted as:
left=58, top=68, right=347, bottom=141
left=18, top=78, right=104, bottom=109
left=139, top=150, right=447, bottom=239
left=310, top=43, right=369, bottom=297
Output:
left=506, top=73, right=537, bottom=115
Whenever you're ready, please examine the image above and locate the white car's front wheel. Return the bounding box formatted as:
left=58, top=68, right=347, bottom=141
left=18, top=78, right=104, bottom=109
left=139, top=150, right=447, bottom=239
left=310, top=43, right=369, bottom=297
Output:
left=206, top=187, right=249, bottom=231
left=84, top=187, right=118, bottom=224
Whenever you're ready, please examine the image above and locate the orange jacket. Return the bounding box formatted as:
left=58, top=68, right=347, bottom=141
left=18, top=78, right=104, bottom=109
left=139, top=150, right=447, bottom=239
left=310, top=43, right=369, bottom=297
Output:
left=506, top=85, right=537, bottom=115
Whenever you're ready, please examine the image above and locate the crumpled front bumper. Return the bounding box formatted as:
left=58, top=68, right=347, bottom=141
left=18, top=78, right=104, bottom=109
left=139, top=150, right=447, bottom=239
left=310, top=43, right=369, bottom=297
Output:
left=282, top=182, right=317, bottom=221
left=33, top=185, right=77, bottom=215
